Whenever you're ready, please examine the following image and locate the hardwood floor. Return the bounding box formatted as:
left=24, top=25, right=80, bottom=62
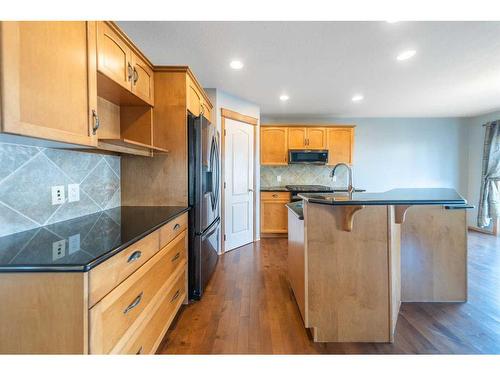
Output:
left=159, top=230, right=500, bottom=354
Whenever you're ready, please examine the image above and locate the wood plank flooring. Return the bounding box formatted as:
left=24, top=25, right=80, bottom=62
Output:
left=159, top=230, right=500, bottom=354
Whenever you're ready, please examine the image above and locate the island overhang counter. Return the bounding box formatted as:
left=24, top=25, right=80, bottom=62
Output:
left=288, top=188, right=470, bottom=343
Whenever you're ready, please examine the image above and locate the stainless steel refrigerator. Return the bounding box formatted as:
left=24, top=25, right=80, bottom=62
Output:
left=188, top=113, right=220, bottom=300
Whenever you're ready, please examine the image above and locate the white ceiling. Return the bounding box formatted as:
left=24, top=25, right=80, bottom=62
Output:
left=118, top=21, right=500, bottom=118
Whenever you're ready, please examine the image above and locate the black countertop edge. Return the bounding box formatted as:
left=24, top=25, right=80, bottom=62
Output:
left=260, top=186, right=289, bottom=192
left=83, top=207, right=190, bottom=272
left=286, top=202, right=304, bottom=220
left=0, top=206, right=190, bottom=273
left=304, top=199, right=467, bottom=206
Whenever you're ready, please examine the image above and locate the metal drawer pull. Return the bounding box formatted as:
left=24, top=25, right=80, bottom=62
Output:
left=171, top=252, right=180, bottom=262
left=272, top=194, right=278, bottom=198
left=173, top=223, right=181, bottom=230
left=170, top=290, right=180, bottom=303
left=127, top=250, right=142, bottom=263
left=136, top=346, right=143, bottom=355
left=123, top=292, right=143, bottom=314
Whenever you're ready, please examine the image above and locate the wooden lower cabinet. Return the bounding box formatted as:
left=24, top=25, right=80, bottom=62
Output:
left=261, top=192, right=291, bottom=235
left=0, top=213, right=188, bottom=354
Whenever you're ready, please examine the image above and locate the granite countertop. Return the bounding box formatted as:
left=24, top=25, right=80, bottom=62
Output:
left=286, top=201, right=304, bottom=220
left=299, top=188, right=467, bottom=206
left=0, top=206, right=190, bottom=272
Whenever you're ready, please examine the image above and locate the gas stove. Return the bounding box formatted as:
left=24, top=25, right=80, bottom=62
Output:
left=285, top=185, right=334, bottom=201
left=285, top=184, right=333, bottom=192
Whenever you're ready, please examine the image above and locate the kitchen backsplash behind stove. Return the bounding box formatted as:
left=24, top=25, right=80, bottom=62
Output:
left=261, top=165, right=348, bottom=188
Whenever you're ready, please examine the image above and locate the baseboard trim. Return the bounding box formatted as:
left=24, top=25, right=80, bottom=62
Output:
left=468, top=226, right=496, bottom=235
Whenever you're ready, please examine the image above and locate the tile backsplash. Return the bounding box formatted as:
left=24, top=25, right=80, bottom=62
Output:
left=0, top=142, right=121, bottom=237
left=261, top=164, right=348, bottom=188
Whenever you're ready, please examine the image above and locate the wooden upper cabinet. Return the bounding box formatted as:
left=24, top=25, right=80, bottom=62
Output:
left=0, top=21, right=97, bottom=147
left=131, top=53, right=154, bottom=106
left=326, top=127, right=354, bottom=165
left=307, top=128, right=326, bottom=149
left=288, top=128, right=307, bottom=149
left=261, top=127, right=288, bottom=165
left=97, top=22, right=131, bottom=91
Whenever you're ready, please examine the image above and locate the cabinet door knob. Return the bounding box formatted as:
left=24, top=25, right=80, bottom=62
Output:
left=92, top=110, right=100, bottom=135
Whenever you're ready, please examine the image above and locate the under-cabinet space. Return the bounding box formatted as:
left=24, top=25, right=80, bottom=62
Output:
left=96, top=96, right=167, bottom=156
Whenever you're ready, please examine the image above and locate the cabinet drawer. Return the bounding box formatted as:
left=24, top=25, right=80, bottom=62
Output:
left=89, top=231, right=187, bottom=354
left=119, top=268, right=186, bottom=354
left=261, top=191, right=291, bottom=201
left=159, top=213, right=188, bottom=248
left=88, top=230, right=160, bottom=307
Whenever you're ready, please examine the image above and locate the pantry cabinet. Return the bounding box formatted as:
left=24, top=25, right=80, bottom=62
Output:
left=0, top=21, right=97, bottom=147
left=260, top=127, right=288, bottom=165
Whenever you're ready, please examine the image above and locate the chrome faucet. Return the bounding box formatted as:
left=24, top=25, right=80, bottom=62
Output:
left=331, top=163, right=354, bottom=195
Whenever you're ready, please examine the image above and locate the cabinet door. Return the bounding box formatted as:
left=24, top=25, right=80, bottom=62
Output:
left=288, top=127, right=307, bottom=149
left=261, top=199, right=289, bottom=233
left=307, top=128, right=326, bottom=149
left=326, top=127, right=354, bottom=165
left=131, top=53, right=154, bottom=106
left=186, top=75, right=201, bottom=117
left=97, top=22, right=132, bottom=91
left=261, top=127, right=288, bottom=165
left=0, top=21, right=97, bottom=146
left=201, top=100, right=212, bottom=123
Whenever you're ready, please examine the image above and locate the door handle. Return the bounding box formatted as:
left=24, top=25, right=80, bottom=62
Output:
left=248, top=188, right=254, bottom=192
left=92, top=110, right=100, bottom=135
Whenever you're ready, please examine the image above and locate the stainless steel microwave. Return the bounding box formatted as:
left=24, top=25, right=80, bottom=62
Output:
left=288, top=150, right=328, bottom=164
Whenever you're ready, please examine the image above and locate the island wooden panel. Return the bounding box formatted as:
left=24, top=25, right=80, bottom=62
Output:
left=304, top=202, right=398, bottom=342
left=401, top=205, right=467, bottom=302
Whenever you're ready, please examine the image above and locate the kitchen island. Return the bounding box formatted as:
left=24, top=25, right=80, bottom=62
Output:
left=287, top=188, right=470, bottom=343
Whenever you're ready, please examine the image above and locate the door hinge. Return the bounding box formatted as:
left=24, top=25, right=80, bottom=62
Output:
left=224, top=181, right=226, bottom=189
left=224, top=129, right=227, bottom=136
left=223, top=234, right=226, bottom=241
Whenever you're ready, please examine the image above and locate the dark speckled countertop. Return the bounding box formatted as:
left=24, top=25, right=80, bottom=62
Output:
left=299, top=188, right=467, bottom=206
left=286, top=201, right=304, bottom=220
left=0, top=206, right=189, bottom=272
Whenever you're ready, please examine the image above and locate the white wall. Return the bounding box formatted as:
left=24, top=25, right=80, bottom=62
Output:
left=464, top=110, right=500, bottom=229
left=262, top=116, right=469, bottom=196
left=206, top=89, right=261, bottom=245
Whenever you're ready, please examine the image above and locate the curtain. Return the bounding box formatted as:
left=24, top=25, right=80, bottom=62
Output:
left=478, top=120, right=500, bottom=228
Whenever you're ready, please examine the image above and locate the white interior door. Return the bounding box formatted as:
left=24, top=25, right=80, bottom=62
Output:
left=224, top=118, right=254, bottom=252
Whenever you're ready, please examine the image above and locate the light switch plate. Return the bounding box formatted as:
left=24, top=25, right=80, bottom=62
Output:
left=51, top=185, right=65, bottom=205
left=68, top=183, right=80, bottom=202
left=68, top=234, right=80, bottom=254
left=52, top=240, right=66, bottom=261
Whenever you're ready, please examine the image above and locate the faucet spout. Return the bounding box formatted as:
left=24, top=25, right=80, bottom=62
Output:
left=331, top=163, right=354, bottom=195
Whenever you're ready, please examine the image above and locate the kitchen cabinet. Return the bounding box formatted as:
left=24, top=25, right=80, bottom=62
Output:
left=326, top=127, right=354, bottom=165
left=0, top=21, right=97, bottom=147
left=0, top=212, right=188, bottom=354
left=261, top=192, right=291, bottom=235
left=186, top=74, right=212, bottom=122
left=288, top=127, right=326, bottom=149
left=97, top=21, right=154, bottom=106
left=260, top=127, right=288, bottom=165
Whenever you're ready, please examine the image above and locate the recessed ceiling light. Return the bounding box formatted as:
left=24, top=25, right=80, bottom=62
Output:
left=230, top=60, right=244, bottom=70
left=352, top=94, right=364, bottom=102
left=396, top=49, right=416, bottom=61
left=279, top=94, right=289, bottom=101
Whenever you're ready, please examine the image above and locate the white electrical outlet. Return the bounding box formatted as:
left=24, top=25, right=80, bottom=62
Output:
left=277, top=175, right=282, bottom=183
left=68, top=234, right=80, bottom=254
left=51, top=185, right=65, bottom=205
left=52, top=240, right=66, bottom=261
left=68, top=183, right=80, bottom=202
